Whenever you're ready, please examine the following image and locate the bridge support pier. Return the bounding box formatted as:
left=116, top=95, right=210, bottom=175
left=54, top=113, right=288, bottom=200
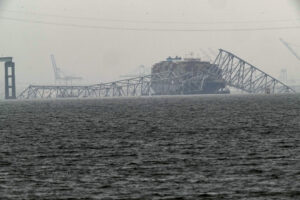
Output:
left=5, top=61, right=16, bottom=99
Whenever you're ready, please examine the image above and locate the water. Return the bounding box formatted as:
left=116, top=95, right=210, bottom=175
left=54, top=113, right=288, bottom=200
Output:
left=0, top=94, right=300, bottom=199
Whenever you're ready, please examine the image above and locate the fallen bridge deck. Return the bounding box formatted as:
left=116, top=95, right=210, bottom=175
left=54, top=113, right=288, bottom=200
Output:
left=18, top=49, right=295, bottom=99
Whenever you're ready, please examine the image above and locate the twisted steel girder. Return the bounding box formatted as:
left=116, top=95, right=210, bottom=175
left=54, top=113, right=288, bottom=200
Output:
left=212, top=49, right=295, bottom=94
left=18, top=49, right=295, bottom=99
left=18, top=70, right=209, bottom=99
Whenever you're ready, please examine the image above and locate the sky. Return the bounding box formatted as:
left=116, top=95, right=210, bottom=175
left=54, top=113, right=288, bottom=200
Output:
left=0, top=0, right=300, bottom=94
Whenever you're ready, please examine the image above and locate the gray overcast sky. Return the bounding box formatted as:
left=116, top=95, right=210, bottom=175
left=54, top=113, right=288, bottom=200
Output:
left=0, top=0, right=300, bottom=93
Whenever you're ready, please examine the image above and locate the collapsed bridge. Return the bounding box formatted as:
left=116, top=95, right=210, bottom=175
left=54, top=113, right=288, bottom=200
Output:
left=211, top=49, right=294, bottom=94
left=18, top=49, right=295, bottom=99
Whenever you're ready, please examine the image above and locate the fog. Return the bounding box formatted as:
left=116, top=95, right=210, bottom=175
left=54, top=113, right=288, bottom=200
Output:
left=0, top=0, right=300, bottom=93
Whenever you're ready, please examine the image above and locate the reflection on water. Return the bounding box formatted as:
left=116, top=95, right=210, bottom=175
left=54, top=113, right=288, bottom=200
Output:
left=0, top=94, right=300, bottom=199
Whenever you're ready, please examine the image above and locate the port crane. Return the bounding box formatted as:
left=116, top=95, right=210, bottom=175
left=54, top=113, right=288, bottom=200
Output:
left=50, top=54, right=82, bottom=84
left=279, top=38, right=300, bottom=85
left=279, top=38, right=300, bottom=62
left=119, top=65, right=149, bottom=78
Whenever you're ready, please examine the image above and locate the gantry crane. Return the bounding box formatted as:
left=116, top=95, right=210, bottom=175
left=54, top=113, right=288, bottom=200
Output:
left=279, top=38, right=300, bottom=61
left=50, top=54, right=82, bottom=84
left=119, top=65, right=149, bottom=78
left=279, top=38, right=300, bottom=85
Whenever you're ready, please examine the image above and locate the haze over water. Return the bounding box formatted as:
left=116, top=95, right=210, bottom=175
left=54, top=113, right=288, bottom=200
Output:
left=1, top=0, right=300, bottom=86
left=0, top=94, right=299, bottom=199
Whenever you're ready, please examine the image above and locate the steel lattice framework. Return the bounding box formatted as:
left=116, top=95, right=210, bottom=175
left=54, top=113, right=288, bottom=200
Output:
left=18, top=85, right=97, bottom=99
left=211, top=49, right=295, bottom=94
left=18, top=49, right=295, bottom=99
left=18, top=70, right=209, bottom=99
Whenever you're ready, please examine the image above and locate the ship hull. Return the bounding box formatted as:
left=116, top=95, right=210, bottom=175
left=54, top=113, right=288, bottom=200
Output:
left=151, top=59, right=228, bottom=95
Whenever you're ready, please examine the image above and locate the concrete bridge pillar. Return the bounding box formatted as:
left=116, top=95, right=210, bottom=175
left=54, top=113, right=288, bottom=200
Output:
left=4, top=61, right=16, bottom=99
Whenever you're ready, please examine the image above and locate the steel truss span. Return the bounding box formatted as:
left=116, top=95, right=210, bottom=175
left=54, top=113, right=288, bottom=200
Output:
left=18, top=85, right=98, bottom=99
left=18, top=77, right=154, bottom=99
left=212, top=49, right=295, bottom=94
left=18, top=49, right=295, bottom=99
left=18, top=70, right=209, bottom=99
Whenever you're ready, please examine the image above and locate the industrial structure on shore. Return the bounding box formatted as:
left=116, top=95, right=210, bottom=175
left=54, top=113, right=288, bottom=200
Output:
left=50, top=54, right=83, bottom=84
left=17, top=49, right=295, bottom=99
left=279, top=38, right=300, bottom=92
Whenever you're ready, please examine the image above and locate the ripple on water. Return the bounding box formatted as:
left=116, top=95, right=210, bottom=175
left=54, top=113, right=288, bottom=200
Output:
left=0, top=94, right=299, bottom=199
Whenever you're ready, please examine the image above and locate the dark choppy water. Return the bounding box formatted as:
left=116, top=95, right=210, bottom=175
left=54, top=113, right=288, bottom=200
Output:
left=0, top=94, right=300, bottom=199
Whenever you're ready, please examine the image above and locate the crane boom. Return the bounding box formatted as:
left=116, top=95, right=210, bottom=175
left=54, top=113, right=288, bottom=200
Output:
left=50, top=54, right=83, bottom=84
left=279, top=38, right=300, bottom=61
left=50, top=54, right=61, bottom=80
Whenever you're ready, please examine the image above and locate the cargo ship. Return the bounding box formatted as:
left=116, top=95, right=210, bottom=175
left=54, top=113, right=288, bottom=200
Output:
left=151, top=56, right=229, bottom=95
